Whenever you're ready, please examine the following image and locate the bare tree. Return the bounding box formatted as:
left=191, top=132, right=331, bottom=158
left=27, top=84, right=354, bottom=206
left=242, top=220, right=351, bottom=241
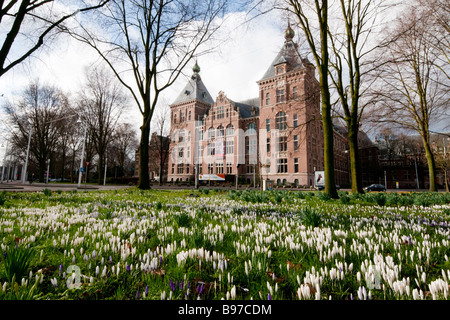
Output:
left=76, top=66, right=127, bottom=184
left=0, top=0, right=110, bottom=77
left=64, top=0, right=230, bottom=189
left=109, top=122, right=138, bottom=178
left=151, top=104, right=171, bottom=185
left=327, top=0, right=395, bottom=193
left=285, top=0, right=339, bottom=198
left=3, top=80, right=69, bottom=182
left=416, top=0, right=450, bottom=83
left=374, top=6, right=449, bottom=191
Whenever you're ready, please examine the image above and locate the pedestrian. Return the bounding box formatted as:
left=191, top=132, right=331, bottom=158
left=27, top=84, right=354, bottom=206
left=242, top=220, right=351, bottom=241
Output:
left=28, top=172, right=34, bottom=184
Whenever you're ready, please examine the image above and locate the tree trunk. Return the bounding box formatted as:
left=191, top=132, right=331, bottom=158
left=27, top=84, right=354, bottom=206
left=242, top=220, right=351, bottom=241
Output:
left=318, top=4, right=338, bottom=200
left=422, top=136, right=437, bottom=191
left=138, top=118, right=150, bottom=189
left=347, top=124, right=363, bottom=193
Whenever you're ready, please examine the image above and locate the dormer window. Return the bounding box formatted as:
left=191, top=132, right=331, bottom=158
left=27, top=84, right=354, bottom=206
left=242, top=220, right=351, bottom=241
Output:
left=276, top=66, right=284, bottom=74
left=185, top=90, right=190, bottom=95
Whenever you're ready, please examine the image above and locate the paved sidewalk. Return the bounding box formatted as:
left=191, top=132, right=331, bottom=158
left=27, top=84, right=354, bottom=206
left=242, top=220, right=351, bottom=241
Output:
left=0, top=181, right=134, bottom=192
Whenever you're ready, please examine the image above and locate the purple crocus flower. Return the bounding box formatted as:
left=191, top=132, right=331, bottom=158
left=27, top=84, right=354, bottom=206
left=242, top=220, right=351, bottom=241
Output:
left=268, top=293, right=272, bottom=300
left=145, top=285, right=149, bottom=296
left=59, top=264, right=63, bottom=276
left=137, top=291, right=140, bottom=299
left=180, top=281, right=184, bottom=291
left=126, top=265, right=131, bottom=272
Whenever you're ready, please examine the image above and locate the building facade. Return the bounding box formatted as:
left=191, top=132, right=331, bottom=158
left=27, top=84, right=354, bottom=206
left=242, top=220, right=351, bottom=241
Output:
left=167, top=25, right=352, bottom=187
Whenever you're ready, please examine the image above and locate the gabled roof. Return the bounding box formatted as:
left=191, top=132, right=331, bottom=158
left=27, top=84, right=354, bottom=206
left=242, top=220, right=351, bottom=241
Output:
left=171, top=65, right=214, bottom=106
left=233, top=98, right=259, bottom=118
left=259, top=39, right=305, bottom=81
left=259, top=24, right=311, bottom=82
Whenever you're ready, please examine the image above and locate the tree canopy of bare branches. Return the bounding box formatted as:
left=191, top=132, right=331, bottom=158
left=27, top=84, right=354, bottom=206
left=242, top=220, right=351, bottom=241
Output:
left=373, top=3, right=450, bottom=191
left=3, top=80, right=72, bottom=182
left=76, top=66, right=127, bottom=185
left=65, top=0, right=230, bottom=189
left=0, top=0, right=110, bottom=78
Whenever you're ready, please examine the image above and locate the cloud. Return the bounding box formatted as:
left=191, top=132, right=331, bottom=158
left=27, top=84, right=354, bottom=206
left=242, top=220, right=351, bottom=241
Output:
left=0, top=7, right=287, bottom=140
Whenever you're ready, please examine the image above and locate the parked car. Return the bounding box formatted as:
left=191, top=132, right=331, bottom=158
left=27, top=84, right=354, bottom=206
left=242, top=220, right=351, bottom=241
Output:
left=363, top=184, right=386, bottom=192
left=315, top=185, right=340, bottom=191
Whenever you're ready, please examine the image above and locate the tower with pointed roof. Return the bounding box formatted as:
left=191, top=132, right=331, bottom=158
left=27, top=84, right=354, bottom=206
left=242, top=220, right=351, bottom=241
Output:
left=168, top=62, right=214, bottom=182
left=257, top=24, right=323, bottom=187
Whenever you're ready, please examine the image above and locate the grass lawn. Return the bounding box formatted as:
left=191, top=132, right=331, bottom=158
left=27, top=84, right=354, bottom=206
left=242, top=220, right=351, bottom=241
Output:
left=0, top=188, right=449, bottom=301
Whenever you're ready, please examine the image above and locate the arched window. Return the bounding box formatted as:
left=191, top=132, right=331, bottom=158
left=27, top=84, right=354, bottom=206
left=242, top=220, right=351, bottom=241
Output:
left=247, top=122, right=256, bottom=135
left=208, top=127, right=215, bottom=139
left=226, top=124, right=234, bottom=136
left=217, top=125, right=224, bottom=138
left=275, top=112, right=287, bottom=130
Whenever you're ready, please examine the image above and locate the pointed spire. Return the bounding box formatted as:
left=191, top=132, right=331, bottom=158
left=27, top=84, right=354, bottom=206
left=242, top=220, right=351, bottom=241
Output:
left=284, top=21, right=295, bottom=42
left=193, top=60, right=200, bottom=74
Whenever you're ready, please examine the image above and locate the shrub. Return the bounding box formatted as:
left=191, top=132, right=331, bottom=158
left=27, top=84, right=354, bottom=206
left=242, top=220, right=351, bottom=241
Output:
left=43, top=188, right=52, bottom=197
left=374, top=193, right=386, bottom=206
left=339, top=195, right=350, bottom=204
left=298, top=206, right=322, bottom=228
left=174, top=212, right=191, bottom=228
left=0, top=191, right=6, bottom=206
left=2, top=245, right=34, bottom=283
left=317, top=192, right=331, bottom=201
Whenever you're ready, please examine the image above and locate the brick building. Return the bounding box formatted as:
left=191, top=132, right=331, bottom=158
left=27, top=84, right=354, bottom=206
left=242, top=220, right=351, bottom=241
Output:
left=166, top=25, right=356, bottom=187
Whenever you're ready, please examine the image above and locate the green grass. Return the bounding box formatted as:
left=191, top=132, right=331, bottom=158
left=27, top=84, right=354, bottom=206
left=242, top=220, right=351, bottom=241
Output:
left=0, top=188, right=449, bottom=300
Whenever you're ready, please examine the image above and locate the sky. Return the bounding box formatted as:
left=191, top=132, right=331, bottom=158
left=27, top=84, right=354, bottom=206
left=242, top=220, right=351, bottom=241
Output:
left=0, top=4, right=287, bottom=137
left=0, top=4, right=289, bottom=162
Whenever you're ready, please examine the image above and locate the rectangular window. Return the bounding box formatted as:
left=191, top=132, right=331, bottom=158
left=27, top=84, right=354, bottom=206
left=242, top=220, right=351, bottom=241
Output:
left=217, top=106, right=224, bottom=119
left=178, top=130, right=184, bottom=143
left=197, top=145, right=203, bottom=162
left=178, top=147, right=184, bottom=158
left=293, top=86, right=298, bottom=99
left=216, top=162, right=223, bottom=174
left=226, top=162, right=233, bottom=174
left=226, top=138, right=234, bottom=154
left=207, top=143, right=215, bottom=156
left=177, top=164, right=184, bottom=174
left=208, top=163, right=214, bottom=174
left=277, top=158, right=288, bottom=173
left=279, top=136, right=287, bottom=152
left=294, top=135, right=298, bottom=150
left=171, top=164, right=175, bottom=174
left=180, top=111, right=185, bottom=122
left=267, top=138, right=270, bottom=153
left=276, top=89, right=285, bottom=103
left=188, top=111, right=191, bottom=121
left=294, top=158, right=299, bottom=173
left=246, top=165, right=253, bottom=174
left=266, top=118, right=270, bottom=132
left=293, top=114, right=298, bottom=128
left=265, top=93, right=270, bottom=105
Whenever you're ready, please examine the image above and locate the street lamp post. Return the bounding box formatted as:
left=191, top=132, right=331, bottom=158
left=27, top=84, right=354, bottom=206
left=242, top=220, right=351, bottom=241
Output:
left=1, top=140, right=8, bottom=183
left=103, top=154, right=107, bottom=186
left=22, top=124, right=33, bottom=184
left=46, top=158, right=50, bottom=184
left=78, top=123, right=87, bottom=188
